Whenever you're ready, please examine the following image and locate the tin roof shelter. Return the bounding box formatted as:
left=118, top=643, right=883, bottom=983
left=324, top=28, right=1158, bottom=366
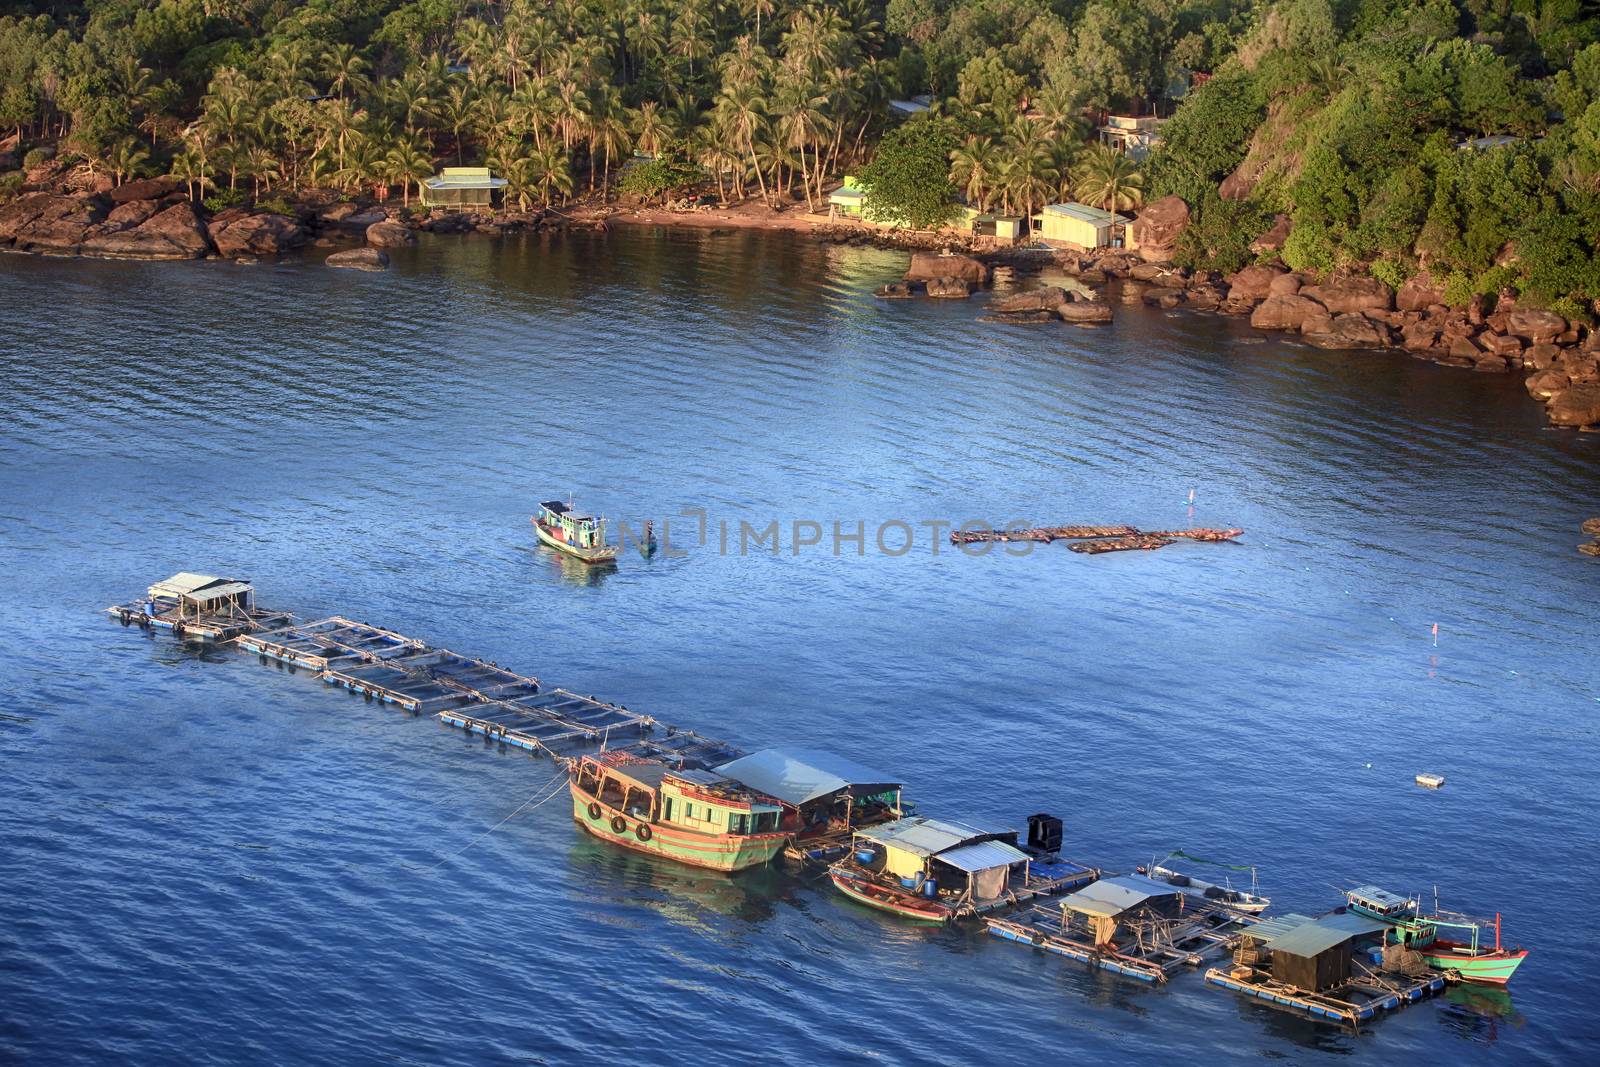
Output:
left=717, top=748, right=900, bottom=808
left=854, top=816, right=1028, bottom=902
left=1061, top=873, right=1184, bottom=946
left=422, top=167, right=507, bottom=210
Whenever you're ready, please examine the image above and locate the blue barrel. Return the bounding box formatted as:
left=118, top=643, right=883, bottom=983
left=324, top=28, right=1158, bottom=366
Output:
left=922, top=879, right=938, bottom=898
left=900, top=876, right=918, bottom=889
left=855, top=849, right=875, bottom=865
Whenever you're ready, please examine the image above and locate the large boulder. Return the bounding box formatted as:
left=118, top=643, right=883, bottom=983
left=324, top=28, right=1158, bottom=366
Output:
left=1268, top=272, right=1302, bottom=296
left=1395, top=274, right=1446, bottom=312
left=1223, top=264, right=1286, bottom=302
left=1129, top=261, right=1189, bottom=287
left=0, top=192, right=103, bottom=253
left=1547, top=384, right=1600, bottom=427
left=1132, top=195, right=1189, bottom=262
left=82, top=201, right=212, bottom=259
left=366, top=220, right=415, bottom=248
left=1058, top=298, right=1113, bottom=324
left=1251, top=293, right=1323, bottom=331
left=1523, top=343, right=1561, bottom=371
left=1525, top=368, right=1569, bottom=400
left=109, top=177, right=180, bottom=204
left=924, top=276, right=971, bottom=298
left=1507, top=308, right=1567, bottom=344
left=1300, top=276, right=1394, bottom=314
left=326, top=247, right=388, bottom=271
left=1250, top=214, right=1292, bottom=253
left=905, top=251, right=988, bottom=285
left=1301, top=312, right=1391, bottom=349
left=101, top=198, right=163, bottom=231
left=987, top=286, right=1068, bottom=313
left=210, top=212, right=307, bottom=257
left=1219, top=160, right=1258, bottom=202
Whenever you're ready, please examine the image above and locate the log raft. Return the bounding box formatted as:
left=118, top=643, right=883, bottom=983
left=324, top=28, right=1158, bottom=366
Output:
left=951, top=525, right=1243, bottom=554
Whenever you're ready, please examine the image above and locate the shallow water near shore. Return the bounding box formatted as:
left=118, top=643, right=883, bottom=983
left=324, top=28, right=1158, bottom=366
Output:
left=1, top=228, right=1597, bottom=1065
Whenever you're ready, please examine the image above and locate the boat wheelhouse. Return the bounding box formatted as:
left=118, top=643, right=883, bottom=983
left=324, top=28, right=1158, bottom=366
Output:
left=569, top=754, right=788, bottom=872
left=533, top=499, right=619, bottom=564
left=715, top=747, right=905, bottom=863
left=1345, top=886, right=1529, bottom=984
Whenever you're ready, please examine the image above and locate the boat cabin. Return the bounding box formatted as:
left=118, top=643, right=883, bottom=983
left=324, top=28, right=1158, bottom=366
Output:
left=147, top=572, right=256, bottom=622
left=850, top=816, right=1029, bottom=905
left=538, top=500, right=608, bottom=551
left=1347, top=885, right=1417, bottom=921
left=1059, top=874, right=1184, bottom=948
left=574, top=756, right=783, bottom=835
left=716, top=747, right=903, bottom=836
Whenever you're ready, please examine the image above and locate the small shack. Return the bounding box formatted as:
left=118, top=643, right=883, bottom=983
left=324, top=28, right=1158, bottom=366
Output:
left=147, top=572, right=256, bottom=622
left=1030, top=203, right=1129, bottom=250
left=964, top=210, right=1026, bottom=244
left=421, top=167, right=507, bottom=210
left=1245, top=911, right=1390, bottom=992
left=827, top=176, right=868, bottom=218
left=1061, top=873, right=1184, bottom=947
left=854, top=816, right=1028, bottom=903
left=1097, top=115, right=1167, bottom=159
left=716, top=747, right=901, bottom=832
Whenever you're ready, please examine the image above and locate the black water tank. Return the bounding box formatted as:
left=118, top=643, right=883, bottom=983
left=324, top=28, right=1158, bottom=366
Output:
left=1027, top=813, right=1063, bottom=855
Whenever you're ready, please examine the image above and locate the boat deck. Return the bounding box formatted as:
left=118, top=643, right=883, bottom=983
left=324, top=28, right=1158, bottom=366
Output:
left=1206, top=963, right=1446, bottom=1026
left=987, top=897, right=1256, bottom=983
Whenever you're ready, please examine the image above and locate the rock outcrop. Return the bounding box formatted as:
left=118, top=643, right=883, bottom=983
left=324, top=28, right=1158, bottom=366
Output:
left=1300, top=277, right=1394, bottom=315
left=210, top=212, right=306, bottom=257
left=109, top=177, right=180, bottom=204
left=924, top=276, right=971, bottom=298
left=1058, top=297, right=1113, bottom=324
left=325, top=247, right=388, bottom=271
left=366, top=220, right=415, bottom=248
left=0, top=193, right=103, bottom=253
left=82, top=201, right=211, bottom=259
left=987, top=286, right=1067, bottom=313
left=905, top=251, right=988, bottom=285
left=1301, top=312, right=1390, bottom=350
left=1507, top=308, right=1567, bottom=344
left=1132, top=195, right=1189, bottom=262
left=1546, top=384, right=1600, bottom=427
left=1395, top=274, right=1446, bottom=312
left=1250, top=293, right=1323, bottom=331
left=1223, top=265, right=1286, bottom=302
left=1250, top=214, right=1292, bottom=253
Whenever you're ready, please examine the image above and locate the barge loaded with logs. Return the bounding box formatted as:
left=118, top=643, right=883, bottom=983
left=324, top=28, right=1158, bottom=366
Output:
left=106, top=569, right=1532, bottom=1037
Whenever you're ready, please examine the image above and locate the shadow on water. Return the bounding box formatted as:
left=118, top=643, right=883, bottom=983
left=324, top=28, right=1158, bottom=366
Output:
left=564, top=832, right=792, bottom=927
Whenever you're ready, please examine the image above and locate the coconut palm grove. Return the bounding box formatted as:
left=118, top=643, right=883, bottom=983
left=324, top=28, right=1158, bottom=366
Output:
left=1, top=0, right=1599, bottom=310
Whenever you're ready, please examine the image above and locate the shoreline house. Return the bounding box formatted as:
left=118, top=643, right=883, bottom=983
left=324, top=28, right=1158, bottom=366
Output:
left=421, top=166, right=507, bottom=210
left=1097, top=115, right=1167, bottom=160
left=827, top=175, right=869, bottom=219
left=963, top=209, right=1026, bottom=245
left=1030, top=202, right=1130, bottom=250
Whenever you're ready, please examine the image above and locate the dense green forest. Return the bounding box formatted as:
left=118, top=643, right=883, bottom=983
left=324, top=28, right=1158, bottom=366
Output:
left=1, top=0, right=1597, bottom=310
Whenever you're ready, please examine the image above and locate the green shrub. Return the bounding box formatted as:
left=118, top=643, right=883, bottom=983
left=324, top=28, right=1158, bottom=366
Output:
left=1281, top=220, right=1337, bottom=277
left=22, top=147, right=52, bottom=169
left=255, top=196, right=295, bottom=216
left=202, top=188, right=246, bottom=213
left=1172, top=193, right=1271, bottom=275
left=0, top=171, right=23, bottom=200
left=1369, top=257, right=1413, bottom=292
left=618, top=158, right=702, bottom=200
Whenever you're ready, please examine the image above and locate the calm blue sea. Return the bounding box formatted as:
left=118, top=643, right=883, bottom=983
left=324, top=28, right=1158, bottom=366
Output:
left=1, top=229, right=1596, bottom=1065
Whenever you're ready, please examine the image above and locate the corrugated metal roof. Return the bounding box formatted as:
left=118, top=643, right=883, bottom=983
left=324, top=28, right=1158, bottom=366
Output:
left=181, top=581, right=252, bottom=603
left=1270, top=915, right=1375, bottom=959
left=425, top=170, right=508, bottom=189
left=149, top=572, right=225, bottom=597
left=716, top=748, right=899, bottom=806
left=936, top=839, right=1029, bottom=873
left=1040, top=203, right=1130, bottom=225
left=855, top=816, right=997, bottom=858
left=1242, top=913, right=1318, bottom=945
left=1063, top=874, right=1181, bottom=918
left=1319, top=910, right=1391, bottom=938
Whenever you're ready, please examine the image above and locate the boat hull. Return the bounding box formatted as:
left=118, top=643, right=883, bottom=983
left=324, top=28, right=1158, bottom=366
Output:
left=569, top=788, right=785, bottom=872
left=1421, top=943, right=1529, bottom=985
left=533, top=520, right=619, bottom=564
left=828, top=867, right=953, bottom=923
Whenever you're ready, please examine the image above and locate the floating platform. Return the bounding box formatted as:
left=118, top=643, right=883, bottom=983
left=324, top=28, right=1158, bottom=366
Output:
left=1205, top=963, right=1446, bottom=1026
left=950, top=524, right=1242, bottom=554
left=987, top=896, right=1254, bottom=983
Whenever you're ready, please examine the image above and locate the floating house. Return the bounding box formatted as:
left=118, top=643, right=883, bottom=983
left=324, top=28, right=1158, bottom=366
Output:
left=987, top=872, right=1252, bottom=983
left=107, top=572, right=288, bottom=641
left=830, top=816, right=1033, bottom=921
left=1030, top=203, right=1129, bottom=250
left=716, top=747, right=902, bottom=855
left=421, top=166, right=507, bottom=210
left=827, top=176, right=868, bottom=218
left=1205, top=911, right=1446, bottom=1026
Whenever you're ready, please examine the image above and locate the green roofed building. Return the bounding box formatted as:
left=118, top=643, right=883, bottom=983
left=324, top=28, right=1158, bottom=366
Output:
left=828, top=176, right=868, bottom=217
left=422, top=167, right=508, bottom=210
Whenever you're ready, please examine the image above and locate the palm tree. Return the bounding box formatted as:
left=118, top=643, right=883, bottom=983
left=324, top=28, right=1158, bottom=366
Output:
left=385, top=139, right=434, bottom=207
left=323, top=42, right=370, bottom=100
left=498, top=155, right=539, bottom=212
left=528, top=142, right=573, bottom=205
left=108, top=137, right=150, bottom=187
left=1072, top=144, right=1145, bottom=215
left=169, top=148, right=210, bottom=203
left=950, top=137, right=999, bottom=213
left=590, top=89, right=634, bottom=194
left=633, top=101, right=671, bottom=158
left=715, top=83, right=772, bottom=204
left=439, top=82, right=478, bottom=165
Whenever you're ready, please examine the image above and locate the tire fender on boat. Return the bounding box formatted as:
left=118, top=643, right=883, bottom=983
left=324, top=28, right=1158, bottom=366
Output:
left=587, top=802, right=603, bottom=821
left=610, top=815, right=628, bottom=834
left=635, top=823, right=653, bottom=842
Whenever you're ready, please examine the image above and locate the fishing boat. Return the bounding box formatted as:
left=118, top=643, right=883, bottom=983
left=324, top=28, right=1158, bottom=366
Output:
left=532, top=499, right=619, bottom=565
left=1135, top=850, right=1271, bottom=914
left=568, top=753, right=788, bottom=872
left=827, top=815, right=1096, bottom=923
left=1345, top=886, right=1529, bottom=984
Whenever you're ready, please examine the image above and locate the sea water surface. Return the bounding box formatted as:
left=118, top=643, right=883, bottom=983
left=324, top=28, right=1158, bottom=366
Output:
left=1, top=229, right=1597, bottom=1066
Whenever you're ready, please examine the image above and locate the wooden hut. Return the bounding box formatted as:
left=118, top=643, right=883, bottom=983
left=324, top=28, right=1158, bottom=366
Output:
left=421, top=167, right=507, bottom=210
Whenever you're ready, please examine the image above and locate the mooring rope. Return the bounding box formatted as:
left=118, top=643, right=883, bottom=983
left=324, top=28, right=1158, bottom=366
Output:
left=413, top=769, right=569, bottom=875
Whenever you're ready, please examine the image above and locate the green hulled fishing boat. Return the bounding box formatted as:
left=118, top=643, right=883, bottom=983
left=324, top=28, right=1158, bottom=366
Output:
left=533, top=498, right=620, bottom=564
left=1346, top=886, right=1529, bottom=985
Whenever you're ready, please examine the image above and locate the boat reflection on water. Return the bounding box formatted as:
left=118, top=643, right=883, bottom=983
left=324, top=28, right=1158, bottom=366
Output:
left=1441, top=983, right=1525, bottom=1043
left=541, top=547, right=616, bottom=586
left=566, top=833, right=791, bottom=929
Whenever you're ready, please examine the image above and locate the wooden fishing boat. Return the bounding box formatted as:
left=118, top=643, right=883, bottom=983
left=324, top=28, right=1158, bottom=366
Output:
left=829, top=863, right=955, bottom=922
left=569, top=754, right=788, bottom=872
left=1345, top=886, right=1529, bottom=985
left=533, top=499, right=619, bottom=564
